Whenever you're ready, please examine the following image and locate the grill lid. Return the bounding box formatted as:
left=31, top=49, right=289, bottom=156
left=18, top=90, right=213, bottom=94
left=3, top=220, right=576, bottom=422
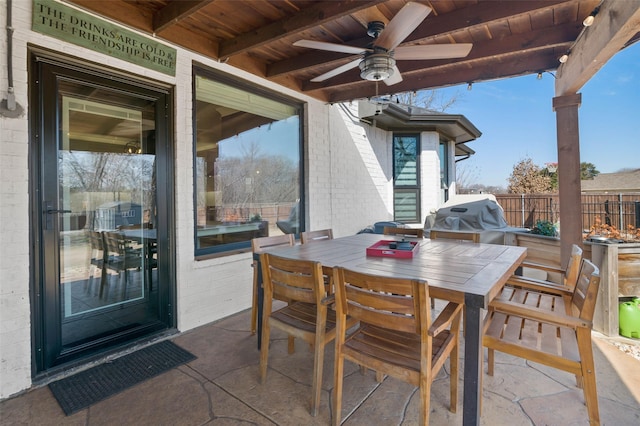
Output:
left=429, top=195, right=509, bottom=231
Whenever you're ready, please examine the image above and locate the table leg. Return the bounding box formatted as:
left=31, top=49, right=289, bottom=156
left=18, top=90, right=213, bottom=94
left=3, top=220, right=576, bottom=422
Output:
left=462, top=295, right=483, bottom=426
left=255, top=254, right=263, bottom=350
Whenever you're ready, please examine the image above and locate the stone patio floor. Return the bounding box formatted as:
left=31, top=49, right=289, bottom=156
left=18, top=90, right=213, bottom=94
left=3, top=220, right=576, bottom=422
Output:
left=1, top=305, right=639, bottom=425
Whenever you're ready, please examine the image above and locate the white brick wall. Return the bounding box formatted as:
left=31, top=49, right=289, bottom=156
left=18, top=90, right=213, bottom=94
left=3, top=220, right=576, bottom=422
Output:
left=1, top=0, right=38, bottom=399
left=0, top=0, right=450, bottom=400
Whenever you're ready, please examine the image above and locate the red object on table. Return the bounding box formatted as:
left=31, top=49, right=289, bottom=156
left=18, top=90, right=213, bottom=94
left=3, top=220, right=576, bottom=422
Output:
left=366, top=239, right=419, bottom=258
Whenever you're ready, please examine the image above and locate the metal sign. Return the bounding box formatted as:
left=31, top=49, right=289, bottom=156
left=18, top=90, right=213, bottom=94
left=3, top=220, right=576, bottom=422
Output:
left=32, top=0, right=177, bottom=76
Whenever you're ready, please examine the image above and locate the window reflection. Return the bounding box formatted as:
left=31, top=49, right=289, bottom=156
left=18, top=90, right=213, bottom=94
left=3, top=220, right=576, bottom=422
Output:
left=194, top=72, right=301, bottom=254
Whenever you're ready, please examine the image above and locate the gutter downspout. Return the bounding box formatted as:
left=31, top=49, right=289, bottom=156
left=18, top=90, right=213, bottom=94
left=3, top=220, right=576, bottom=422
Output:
left=1, top=0, right=24, bottom=118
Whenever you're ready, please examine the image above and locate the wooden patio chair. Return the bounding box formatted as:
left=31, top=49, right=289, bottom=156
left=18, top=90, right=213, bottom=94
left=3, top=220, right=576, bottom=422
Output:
left=259, top=253, right=356, bottom=416
left=383, top=226, right=424, bottom=238
left=301, top=229, right=334, bottom=292
left=300, top=228, right=333, bottom=244
left=483, top=259, right=601, bottom=424
left=429, top=229, right=479, bottom=242
left=332, top=267, right=462, bottom=426
left=496, top=244, right=582, bottom=307
left=103, top=231, right=143, bottom=298
left=250, top=234, right=295, bottom=335
left=86, top=230, right=107, bottom=295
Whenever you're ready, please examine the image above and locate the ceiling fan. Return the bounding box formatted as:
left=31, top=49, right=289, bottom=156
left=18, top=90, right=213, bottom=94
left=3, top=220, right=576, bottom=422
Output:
left=293, top=2, right=472, bottom=86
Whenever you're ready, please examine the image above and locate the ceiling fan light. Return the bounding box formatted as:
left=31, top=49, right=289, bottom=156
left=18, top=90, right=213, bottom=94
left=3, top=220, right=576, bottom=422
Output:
left=359, top=54, right=395, bottom=81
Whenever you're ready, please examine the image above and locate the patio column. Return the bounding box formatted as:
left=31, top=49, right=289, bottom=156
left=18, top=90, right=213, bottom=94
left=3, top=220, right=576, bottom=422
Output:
left=552, top=93, right=582, bottom=265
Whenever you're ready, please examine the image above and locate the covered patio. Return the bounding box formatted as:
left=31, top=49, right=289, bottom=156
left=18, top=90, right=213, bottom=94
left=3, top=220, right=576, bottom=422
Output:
left=1, top=306, right=639, bottom=425
left=2, top=1, right=640, bottom=423
left=65, top=0, right=640, bottom=263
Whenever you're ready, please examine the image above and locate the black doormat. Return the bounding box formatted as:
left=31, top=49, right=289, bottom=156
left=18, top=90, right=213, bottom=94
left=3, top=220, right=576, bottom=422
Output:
left=49, top=340, right=196, bottom=415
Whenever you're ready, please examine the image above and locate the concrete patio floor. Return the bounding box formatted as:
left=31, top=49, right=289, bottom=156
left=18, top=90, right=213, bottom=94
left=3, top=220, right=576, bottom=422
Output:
left=2, top=305, right=639, bottom=425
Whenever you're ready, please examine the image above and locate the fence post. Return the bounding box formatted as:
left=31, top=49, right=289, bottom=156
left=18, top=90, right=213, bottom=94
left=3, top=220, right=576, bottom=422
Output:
left=619, top=193, right=624, bottom=230
left=636, top=201, right=640, bottom=228
left=521, top=194, right=525, bottom=227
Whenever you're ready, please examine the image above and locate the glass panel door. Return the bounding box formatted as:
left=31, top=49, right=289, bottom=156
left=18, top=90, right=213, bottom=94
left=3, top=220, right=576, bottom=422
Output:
left=32, top=55, right=172, bottom=370
left=58, top=95, right=156, bottom=345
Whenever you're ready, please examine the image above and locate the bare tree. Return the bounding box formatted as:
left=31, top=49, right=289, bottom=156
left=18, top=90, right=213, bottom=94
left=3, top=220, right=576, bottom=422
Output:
left=455, top=163, right=480, bottom=193
left=507, top=157, right=552, bottom=194
left=215, top=140, right=298, bottom=208
left=394, top=89, right=462, bottom=112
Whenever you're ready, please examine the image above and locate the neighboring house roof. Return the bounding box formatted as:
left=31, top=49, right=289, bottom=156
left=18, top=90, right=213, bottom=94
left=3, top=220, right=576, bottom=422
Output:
left=581, top=169, right=640, bottom=193
left=358, top=101, right=481, bottom=157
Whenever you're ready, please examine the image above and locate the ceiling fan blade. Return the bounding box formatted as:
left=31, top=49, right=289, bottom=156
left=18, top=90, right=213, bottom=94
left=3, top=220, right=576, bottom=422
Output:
left=383, top=66, right=403, bottom=86
left=310, top=58, right=362, bottom=82
left=293, top=39, right=365, bottom=55
left=394, top=43, right=473, bottom=60
left=375, top=2, right=432, bottom=50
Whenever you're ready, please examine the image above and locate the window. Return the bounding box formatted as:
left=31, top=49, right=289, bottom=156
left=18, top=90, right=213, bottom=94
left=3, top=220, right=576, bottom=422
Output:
left=193, top=68, right=302, bottom=255
left=393, top=134, right=420, bottom=223
left=439, top=140, right=449, bottom=203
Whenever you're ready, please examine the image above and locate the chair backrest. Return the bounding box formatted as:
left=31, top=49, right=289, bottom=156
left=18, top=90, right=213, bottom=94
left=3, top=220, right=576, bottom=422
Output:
left=260, top=253, right=326, bottom=305
left=88, top=230, right=104, bottom=251
left=251, top=234, right=295, bottom=254
left=104, top=231, right=126, bottom=256
left=570, top=259, right=600, bottom=321
left=333, top=267, right=429, bottom=335
left=429, top=230, right=479, bottom=243
left=383, top=226, right=424, bottom=238
left=563, top=244, right=583, bottom=290
left=300, top=229, right=333, bottom=244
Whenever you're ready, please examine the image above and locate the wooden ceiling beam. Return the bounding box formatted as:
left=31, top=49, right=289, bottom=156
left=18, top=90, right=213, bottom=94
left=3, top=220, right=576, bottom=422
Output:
left=406, top=0, right=569, bottom=41
left=67, top=0, right=219, bottom=58
left=267, top=0, right=570, bottom=77
left=67, top=0, right=155, bottom=32
left=555, top=0, right=640, bottom=95
left=153, top=0, right=213, bottom=34
left=219, top=0, right=386, bottom=59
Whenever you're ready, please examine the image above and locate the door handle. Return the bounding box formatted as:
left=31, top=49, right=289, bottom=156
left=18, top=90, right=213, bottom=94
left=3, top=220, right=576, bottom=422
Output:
left=43, top=201, right=72, bottom=230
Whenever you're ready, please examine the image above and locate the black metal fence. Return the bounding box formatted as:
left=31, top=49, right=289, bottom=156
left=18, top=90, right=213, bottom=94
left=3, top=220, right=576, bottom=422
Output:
left=495, top=193, right=640, bottom=231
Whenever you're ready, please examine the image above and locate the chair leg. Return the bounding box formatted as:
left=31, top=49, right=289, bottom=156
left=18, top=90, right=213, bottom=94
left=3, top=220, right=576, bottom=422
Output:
left=577, top=330, right=600, bottom=425
left=487, top=348, right=495, bottom=376
left=419, top=372, right=431, bottom=426
left=332, top=345, right=344, bottom=426
left=450, top=340, right=459, bottom=413
left=310, top=336, right=325, bottom=416
left=288, top=335, right=295, bottom=354
left=251, top=264, right=258, bottom=335
left=259, top=317, right=271, bottom=383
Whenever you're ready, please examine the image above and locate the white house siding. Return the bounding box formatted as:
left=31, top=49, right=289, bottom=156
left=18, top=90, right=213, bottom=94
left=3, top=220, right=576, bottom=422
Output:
left=420, top=132, right=445, bottom=224
left=324, top=103, right=394, bottom=236
left=0, top=0, right=406, bottom=399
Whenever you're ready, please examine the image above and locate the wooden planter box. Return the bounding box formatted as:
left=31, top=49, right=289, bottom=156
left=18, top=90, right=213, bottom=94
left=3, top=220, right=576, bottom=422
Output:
left=590, top=242, right=640, bottom=336
left=504, top=232, right=640, bottom=337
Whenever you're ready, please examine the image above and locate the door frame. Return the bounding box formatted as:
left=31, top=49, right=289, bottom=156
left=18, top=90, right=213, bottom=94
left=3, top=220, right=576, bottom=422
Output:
left=28, top=46, right=177, bottom=377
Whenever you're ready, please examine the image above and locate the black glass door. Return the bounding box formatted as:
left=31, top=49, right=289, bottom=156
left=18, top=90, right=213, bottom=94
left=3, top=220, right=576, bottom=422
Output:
left=31, top=52, right=174, bottom=371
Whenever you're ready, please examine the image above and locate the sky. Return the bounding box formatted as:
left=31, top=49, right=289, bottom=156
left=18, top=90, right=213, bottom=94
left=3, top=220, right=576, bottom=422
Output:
left=434, top=40, right=640, bottom=188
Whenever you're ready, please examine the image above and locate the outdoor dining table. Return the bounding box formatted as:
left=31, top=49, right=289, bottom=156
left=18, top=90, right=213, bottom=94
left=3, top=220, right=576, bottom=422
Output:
left=256, top=232, right=527, bottom=426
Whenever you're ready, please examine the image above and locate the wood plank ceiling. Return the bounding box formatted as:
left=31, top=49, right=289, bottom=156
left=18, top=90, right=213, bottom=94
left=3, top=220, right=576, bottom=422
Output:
left=65, top=0, right=637, bottom=103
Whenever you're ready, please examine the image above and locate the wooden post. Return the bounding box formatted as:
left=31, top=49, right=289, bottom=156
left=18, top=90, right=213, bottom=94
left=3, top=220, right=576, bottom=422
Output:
left=553, top=93, right=583, bottom=266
